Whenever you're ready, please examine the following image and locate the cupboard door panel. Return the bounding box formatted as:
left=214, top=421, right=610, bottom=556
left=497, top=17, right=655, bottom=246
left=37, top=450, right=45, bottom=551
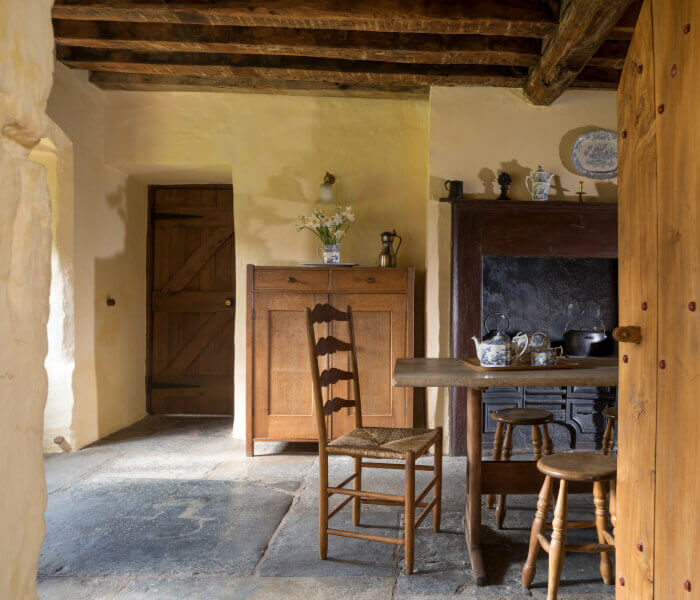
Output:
left=253, top=292, right=328, bottom=440
left=616, top=3, right=658, bottom=599
left=329, top=293, right=409, bottom=437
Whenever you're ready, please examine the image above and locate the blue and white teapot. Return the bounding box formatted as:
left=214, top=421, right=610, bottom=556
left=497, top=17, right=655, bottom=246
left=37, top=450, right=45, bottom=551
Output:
left=472, top=313, right=528, bottom=367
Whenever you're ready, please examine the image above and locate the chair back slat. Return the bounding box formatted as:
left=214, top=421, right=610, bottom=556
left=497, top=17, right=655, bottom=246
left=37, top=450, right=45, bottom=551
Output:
left=305, top=303, right=363, bottom=448
left=323, top=397, right=357, bottom=416
left=315, top=336, right=353, bottom=356
left=310, top=303, right=350, bottom=324
left=319, top=367, right=354, bottom=387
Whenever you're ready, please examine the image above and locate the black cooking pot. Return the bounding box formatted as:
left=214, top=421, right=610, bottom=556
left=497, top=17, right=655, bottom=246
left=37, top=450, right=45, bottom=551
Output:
left=563, top=330, right=609, bottom=356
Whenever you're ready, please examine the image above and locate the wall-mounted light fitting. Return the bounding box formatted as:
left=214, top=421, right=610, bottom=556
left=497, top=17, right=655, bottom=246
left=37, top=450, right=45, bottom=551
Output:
left=317, top=172, right=336, bottom=205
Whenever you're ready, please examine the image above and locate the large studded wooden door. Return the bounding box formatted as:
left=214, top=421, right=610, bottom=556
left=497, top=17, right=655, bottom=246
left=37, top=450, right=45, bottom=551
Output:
left=616, top=1, right=699, bottom=598
left=148, top=185, right=235, bottom=415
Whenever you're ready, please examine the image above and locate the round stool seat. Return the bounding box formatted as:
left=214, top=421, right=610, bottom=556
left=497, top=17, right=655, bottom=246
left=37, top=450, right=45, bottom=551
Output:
left=492, top=407, right=553, bottom=425
left=603, top=406, right=618, bottom=420
left=538, top=452, right=617, bottom=482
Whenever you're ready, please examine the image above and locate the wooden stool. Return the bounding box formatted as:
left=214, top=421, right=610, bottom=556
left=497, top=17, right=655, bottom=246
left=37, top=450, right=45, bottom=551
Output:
left=522, top=453, right=617, bottom=600
left=486, top=408, right=554, bottom=529
left=601, top=406, right=617, bottom=455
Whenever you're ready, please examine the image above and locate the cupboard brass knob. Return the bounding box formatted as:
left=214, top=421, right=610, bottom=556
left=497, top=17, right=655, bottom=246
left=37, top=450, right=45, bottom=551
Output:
left=612, top=326, right=642, bottom=344
left=287, top=276, right=296, bottom=283
left=225, top=297, right=234, bottom=307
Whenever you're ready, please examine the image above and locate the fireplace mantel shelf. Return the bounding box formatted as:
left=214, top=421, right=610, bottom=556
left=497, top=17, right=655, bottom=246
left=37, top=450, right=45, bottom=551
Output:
left=439, top=197, right=617, bottom=209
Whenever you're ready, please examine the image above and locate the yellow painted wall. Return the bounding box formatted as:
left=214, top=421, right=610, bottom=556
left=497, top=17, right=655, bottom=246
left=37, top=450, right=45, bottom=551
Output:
left=0, top=1, right=54, bottom=597
left=101, top=90, right=431, bottom=438
left=425, top=86, right=618, bottom=448
left=45, top=64, right=148, bottom=450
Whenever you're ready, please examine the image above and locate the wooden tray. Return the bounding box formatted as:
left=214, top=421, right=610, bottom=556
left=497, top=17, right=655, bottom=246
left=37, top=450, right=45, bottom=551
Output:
left=461, top=358, right=579, bottom=371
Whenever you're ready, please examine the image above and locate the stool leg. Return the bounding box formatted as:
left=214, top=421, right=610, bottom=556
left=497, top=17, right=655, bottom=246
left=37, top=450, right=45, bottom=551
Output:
left=531, top=425, right=543, bottom=460
left=547, top=479, right=568, bottom=600
left=593, top=481, right=614, bottom=584
left=609, top=477, right=617, bottom=539
left=522, top=475, right=553, bottom=588
left=496, top=424, right=513, bottom=529
left=542, top=423, right=554, bottom=455
left=486, top=421, right=505, bottom=508
left=602, top=418, right=614, bottom=456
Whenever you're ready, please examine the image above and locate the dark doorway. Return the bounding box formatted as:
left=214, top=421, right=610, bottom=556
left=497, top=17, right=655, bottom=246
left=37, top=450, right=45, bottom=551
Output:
left=147, top=185, right=235, bottom=415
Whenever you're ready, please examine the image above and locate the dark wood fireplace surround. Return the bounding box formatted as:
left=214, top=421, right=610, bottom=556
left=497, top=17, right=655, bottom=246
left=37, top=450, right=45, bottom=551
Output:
left=444, top=198, right=618, bottom=456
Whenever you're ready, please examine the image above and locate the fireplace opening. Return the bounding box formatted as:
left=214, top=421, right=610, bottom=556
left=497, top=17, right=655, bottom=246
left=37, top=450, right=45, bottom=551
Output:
left=482, top=256, right=619, bottom=352
left=481, top=256, right=618, bottom=450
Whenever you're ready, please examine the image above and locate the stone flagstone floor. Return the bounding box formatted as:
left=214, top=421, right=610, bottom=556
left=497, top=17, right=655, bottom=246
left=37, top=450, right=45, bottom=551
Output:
left=38, top=417, right=615, bottom=600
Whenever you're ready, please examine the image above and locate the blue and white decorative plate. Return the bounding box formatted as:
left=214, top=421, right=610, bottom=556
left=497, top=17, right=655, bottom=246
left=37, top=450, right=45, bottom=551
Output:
left=571, top=129, right=618, bottom=180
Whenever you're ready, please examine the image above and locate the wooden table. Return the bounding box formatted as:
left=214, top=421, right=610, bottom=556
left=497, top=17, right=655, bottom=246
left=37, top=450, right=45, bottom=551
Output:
left=392, top=357, right=618, bottom=586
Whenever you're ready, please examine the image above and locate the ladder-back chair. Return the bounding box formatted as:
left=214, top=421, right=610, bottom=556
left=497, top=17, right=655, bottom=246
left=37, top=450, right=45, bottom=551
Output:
left=304, top=303, right=443, bottom=575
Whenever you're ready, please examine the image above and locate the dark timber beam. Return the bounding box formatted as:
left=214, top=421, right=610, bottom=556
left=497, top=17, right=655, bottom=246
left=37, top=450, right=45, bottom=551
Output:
left=57, top=47, right=530, bottom=87
left=89, top=71, right=429, bottom=98
left=53, top=19, right=542, bottom=66
left=52, top=0, right=557, bottom=37
left=524, top=0, right=635, bottom=105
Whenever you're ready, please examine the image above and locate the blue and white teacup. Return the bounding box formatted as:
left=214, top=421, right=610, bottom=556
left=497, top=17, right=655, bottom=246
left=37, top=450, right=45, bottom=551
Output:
left=531, top=346, right=564, bottom=367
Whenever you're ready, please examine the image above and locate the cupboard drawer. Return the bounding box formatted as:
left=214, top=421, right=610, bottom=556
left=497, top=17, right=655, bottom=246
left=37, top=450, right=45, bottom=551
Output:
left=253, top=268, right=329, bottom=291
left=332, top=268, right=407, bottom=292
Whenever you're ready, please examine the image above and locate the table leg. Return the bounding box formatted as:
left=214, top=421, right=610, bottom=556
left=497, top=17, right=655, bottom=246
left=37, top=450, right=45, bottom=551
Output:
left=466, top=386, right=487, bottom=586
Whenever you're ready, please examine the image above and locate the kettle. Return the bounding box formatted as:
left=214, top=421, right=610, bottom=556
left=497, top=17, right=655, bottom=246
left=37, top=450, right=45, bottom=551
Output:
left=378, top=230, right=402, bottom=268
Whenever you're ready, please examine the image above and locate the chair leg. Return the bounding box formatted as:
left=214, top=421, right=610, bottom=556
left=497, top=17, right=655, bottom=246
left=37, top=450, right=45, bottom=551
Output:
left=593, top=481, right=614, bottom=584
left=601, top=419, right=615, bottom=456
left=404, top=451, right=416, bottom=575
left=433, top=428, right=443, bottom=533
left=486, top=421, right=505, bottom=508
left=547, top=479, right=568, bottom=600
left=353, top=457, right=362, bottom=526
left=319, top=451, right=329, bottom=560
left=531, top=425, right=543, bottom=460
left=496, top=424, right=513, bottom=529
left=542, top=423, right=554, bottom=455
left=522, top=475, right=552, bottom=588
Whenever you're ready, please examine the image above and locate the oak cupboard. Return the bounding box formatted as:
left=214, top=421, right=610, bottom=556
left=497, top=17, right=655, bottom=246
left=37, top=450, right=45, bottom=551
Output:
left=246, top=265, right=414, bottom=456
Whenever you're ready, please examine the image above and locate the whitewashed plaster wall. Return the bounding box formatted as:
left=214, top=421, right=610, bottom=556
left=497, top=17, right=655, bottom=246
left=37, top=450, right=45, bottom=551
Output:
left=0, top=0, right=54, bottom=597
left=46, top=64, right=148, bottom=450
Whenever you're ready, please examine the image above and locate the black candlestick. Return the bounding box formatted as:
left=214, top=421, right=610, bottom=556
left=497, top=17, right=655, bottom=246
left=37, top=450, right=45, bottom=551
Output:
left=497, top=172, right=512, bottom=200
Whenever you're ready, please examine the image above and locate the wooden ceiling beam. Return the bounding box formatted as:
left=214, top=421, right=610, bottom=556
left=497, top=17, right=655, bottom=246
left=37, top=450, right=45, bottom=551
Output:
left=88, top=71, right=429, bottom=98
left=53, top=19, right=542, bottom=66
left=52, top=0, right=557, bottom=37
left=524, top=0, right=635, bottom=105
left=57, top=47, right=530, bottom=87
left=589, top=40, right=630, bottom=70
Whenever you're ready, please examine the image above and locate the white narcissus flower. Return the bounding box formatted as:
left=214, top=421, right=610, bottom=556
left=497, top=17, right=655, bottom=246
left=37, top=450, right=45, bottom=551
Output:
left=323, top=216, right=334, bottom=226
left=308, top=216, right=320, bottom=227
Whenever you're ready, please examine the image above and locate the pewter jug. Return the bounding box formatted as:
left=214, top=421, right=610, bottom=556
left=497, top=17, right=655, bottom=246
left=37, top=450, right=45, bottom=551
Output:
left=378, top=230, right=402, bottom=267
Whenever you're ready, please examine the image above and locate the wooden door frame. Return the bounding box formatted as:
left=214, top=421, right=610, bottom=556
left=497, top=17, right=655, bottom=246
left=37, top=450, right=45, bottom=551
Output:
left=145, top=183, right=234, bottom=414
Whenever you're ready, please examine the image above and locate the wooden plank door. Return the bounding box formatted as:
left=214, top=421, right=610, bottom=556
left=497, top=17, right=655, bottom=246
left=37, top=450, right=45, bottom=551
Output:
left=148, top=185, right=235, bottom=415
left=616, top=2, right=658, bottom=597
left=651, top=1, right=699, bottom=597
left=252, top=292, right=329, bottom=440
left=617, top=1, right=700, bottom=597
left=329, top=293, right=409, bottom=438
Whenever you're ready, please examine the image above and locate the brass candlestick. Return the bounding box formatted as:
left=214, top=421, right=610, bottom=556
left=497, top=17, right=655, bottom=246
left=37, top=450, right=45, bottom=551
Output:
left=576, top=181, right=587, bottom=202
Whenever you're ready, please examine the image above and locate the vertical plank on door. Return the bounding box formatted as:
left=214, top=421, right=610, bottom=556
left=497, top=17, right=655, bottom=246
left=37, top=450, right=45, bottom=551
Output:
left=616, top=2, right=658, bottom=598
left=652, top=1, right=700, bottom=597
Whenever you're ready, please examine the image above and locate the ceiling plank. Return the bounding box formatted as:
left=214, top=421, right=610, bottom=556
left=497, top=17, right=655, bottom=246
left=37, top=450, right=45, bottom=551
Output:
left=89, top=71, right=430, bottom=98
left=524, top=0, right=635, bottom=105
left=589, top=40, right=630, bottom=70
left=52, top=0, right=557, bottom=37
left=57, top=47, right=530, bottom=87
left=53, top=19, right=542, bottom=66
